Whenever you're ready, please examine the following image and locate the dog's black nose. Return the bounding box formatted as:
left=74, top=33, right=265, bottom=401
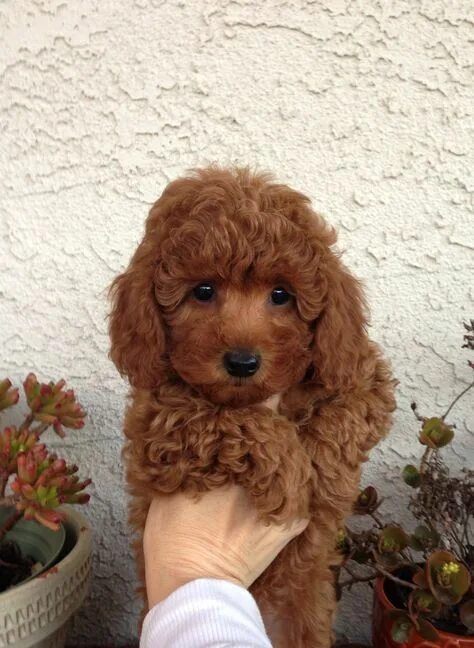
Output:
left=223, top=350, right=261, bottom=378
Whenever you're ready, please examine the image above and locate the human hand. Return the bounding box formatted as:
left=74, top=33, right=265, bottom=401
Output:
left=143, top=485, right=308, bottom=608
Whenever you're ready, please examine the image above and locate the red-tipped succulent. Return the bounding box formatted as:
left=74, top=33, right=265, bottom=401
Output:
left=23, top=373, right=86, bottom=438
left=11, top=448, right=91, bottom=530
left=0, top=379, right=19, bottom=412
left=0, top=426, right=39, bottom=475
left=0, top=375, right=90, bottom=539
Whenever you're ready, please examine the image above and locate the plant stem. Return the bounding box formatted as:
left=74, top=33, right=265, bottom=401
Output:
left=340, top=560, right=418, bottom=591
left=442, top=380, right=474, bottom=421
left=370, top=511, right=384, bottom=529
left=369, top=549, right=418, bottom=590
left=374, top=565, right=418, bottom=590
left=0, top=511, right=22, bottom=541
left=19, top=413, right=34, bottom=433
left=31, top=423, right=49, bottom=437
left=411, top=404, right=424, bottom=422
left=419, top=447, right=432, bottom=476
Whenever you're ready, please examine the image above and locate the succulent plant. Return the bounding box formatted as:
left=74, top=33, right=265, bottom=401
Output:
left=337, top=321, right=474, bottom=643
left=0, top=379, right=19, bottom=412
left=0, top=374, right=91, bottom=541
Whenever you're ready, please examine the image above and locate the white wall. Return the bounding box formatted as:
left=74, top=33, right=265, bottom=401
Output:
left=1, top=0, right=472, bottom=644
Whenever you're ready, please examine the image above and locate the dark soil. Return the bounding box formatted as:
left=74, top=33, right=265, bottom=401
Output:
left=0, top=540, right=34, bottom=592
left=384, top=566, right=471, bottom=636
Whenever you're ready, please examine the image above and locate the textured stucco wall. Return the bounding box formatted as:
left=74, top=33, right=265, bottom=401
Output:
left=1, top=0, right=472, bottom=644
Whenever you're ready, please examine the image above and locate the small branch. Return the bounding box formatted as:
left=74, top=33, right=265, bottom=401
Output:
left=442, top=380, right=474, bottom=421
left=411, top=402, right=424, bottom=422
left=374, top=564, right=418, bottom=590
left=0, top=511, right=22, bottom=541
left=31, top=422, right=49, bottom=437
left=419, top=447, right=432, bottom=476
left=463, top=506, right=472, bottom=546
left=400, top=548, right=414, bottom=563
left=18, top=413, right=34, bottom=433
left=340, top=558, right=418, bottom=592
left=370, top=549, right=418, bottom=590
left=370, top=511, right=384, bottom=529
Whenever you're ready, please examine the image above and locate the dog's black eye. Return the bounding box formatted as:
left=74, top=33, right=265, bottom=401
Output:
left=270, top=287, right=291, bottom=305
left=193, top=283, right=215, bottom=302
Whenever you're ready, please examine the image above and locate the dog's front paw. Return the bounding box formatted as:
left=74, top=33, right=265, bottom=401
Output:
left=217, top=407, right=312, bottom=523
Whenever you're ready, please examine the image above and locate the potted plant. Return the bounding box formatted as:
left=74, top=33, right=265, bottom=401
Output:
left=0, top=373, right=92, bottom=648
left=336, top=320, right=474, bottom=646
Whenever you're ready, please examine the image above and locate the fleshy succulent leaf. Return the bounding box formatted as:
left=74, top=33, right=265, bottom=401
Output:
left=419, top=417, right=454, bottom=449
left=426, top=550, right=471, bottom=605
left=409, top=525, right=440, bottom=552
left=402, top=464, right=422, bottom=488
left=387, top=610, right=414, bottom=644
left=412, top=568, right=429, bottom=589
left=335, top=528, right=351, bottom=555
left=23, top=373, right=86, bottom=435
left=378, top=526, right=409, bottom=554
left=0, top=379, right=20, bottom=411
left=353, top=485, right=378, bottom=514
left=409, top=589, right=442, bottom=615
left=11, top=444, right=91, bottom=531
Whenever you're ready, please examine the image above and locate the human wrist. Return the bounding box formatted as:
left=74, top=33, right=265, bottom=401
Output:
left=146, top=564, right=243, bottom=608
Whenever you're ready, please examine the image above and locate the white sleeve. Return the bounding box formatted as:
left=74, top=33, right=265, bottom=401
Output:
left=140, top=578, right=272, bottom=648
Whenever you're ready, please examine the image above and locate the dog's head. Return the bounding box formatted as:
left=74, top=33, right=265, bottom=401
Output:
left=109, top=166, right=368, bottom=406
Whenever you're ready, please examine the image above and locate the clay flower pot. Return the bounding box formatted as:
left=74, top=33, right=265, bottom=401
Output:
left=0, top=507, right=92, bottom=648
left=373, top=576, right=474, bottom=648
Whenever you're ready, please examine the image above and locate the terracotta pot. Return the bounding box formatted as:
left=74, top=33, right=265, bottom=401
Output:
left=373, top=576, right=474, bottom=648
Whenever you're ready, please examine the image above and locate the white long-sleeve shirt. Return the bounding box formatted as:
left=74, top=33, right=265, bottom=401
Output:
left=140, top=579, right=272, bottom=647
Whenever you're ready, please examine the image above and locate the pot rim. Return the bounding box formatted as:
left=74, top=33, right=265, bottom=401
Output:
left=0, top=505, right=91, bottom=605
left=375, top=575, right=472, bottom=640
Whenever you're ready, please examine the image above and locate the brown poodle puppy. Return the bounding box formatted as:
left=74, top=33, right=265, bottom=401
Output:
left=109, top=166, right=396, bottom=647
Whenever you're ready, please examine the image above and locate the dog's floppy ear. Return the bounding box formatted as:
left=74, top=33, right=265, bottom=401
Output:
left=312, top=258, right=369, bottom=392
left=108, top=235, right=167, bottom=390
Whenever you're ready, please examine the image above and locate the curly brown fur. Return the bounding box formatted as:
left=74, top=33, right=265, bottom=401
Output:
left=109, top=166, right=396, bottom=647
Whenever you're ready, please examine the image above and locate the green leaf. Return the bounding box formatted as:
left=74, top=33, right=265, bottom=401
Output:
left=376, top=551, right=403, bottom=571
left=353, top=485, right=378, bottom=514
left=419, top=417, right=454, bottom=448
left=451, top=565, right=471, bottom=597
left=409, top=589, right=441, bottom=615
left=378, top=526, right=409, bottom=554
left=426, top=550, right=471, bottom=605
left=412, top=568, right=428, bottom=589
left=409, top=536, right=424, bottom=551
left=402, top=464, right=421, bottom=488
left=387, top=611, right=413, bottom=644
left=460, top=600, right=474, bottom=631
left=335, top=528, right=351, bottom=555
left=409, top=525, right=440, bottom=551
